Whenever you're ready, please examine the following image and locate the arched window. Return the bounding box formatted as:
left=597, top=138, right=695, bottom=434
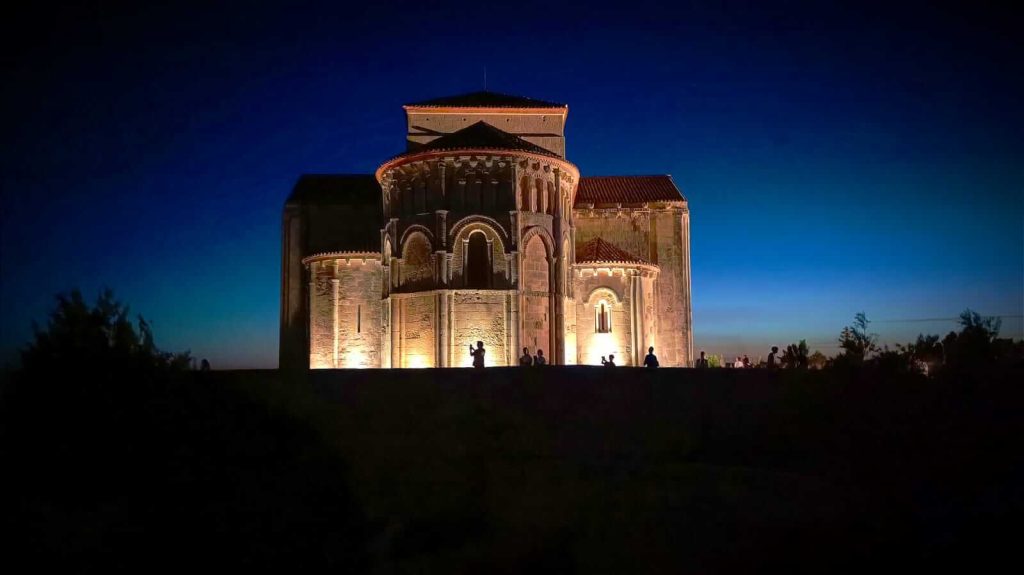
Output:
left=465, top=232, right=490, bottom=288
left=596, top=300, right=611, bottom=333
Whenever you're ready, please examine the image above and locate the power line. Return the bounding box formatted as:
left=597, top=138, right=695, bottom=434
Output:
left=872, top=315, right=1023, bottom=323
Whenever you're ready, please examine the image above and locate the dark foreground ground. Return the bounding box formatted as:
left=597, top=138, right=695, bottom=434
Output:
left=4, top=365, right=1022, bottom=572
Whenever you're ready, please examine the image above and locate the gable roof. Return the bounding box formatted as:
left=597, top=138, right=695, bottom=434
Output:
left=576, top=237, right=649, bottom=265
left=405, top=90, right=566, bottom=109
left=286, top=174, right=380, bottom=207
left=402, top=121, right=559, bottom=158
left=575, top=175, right=685, bottom=205
left=286, top=174, right=382, bottom=253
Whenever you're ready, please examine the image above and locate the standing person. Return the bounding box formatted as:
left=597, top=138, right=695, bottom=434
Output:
left=534, top=349, right=546, bottom=366
left=742, top=355, right=750, bottom=368
left=519, top=347, right=533, bottom=366
left=601, top=354, right=616, bottom=367
left=643, top=346, right=659, bottom=368
left=469, top=341, right=486, bottom=369
left=767, top=346, right=779, bottom=368
left=734, top=356, right=744, bottom=368
left=695, top=351, right=709, bottom=368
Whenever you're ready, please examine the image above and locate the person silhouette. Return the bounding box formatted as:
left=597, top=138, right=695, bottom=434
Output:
left=200, top=358, right=210, bottom=371
left=767, top=346, right=779, bottom=368
left=643, top=346, right=659, bottom=368
left=519, top=347, right=533, bottom=366
left=695, top=351, right=709, bottom=368
left=469, top=341, right=486, bottom=368
left=742, top=355, right=750, bottom=368
left=602, top=354, right=616, bottom=367
left=534, top=349, right=546, bottom=366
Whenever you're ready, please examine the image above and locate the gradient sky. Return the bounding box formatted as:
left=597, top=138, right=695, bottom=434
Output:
left=2, top=0, right=1021, bottom=367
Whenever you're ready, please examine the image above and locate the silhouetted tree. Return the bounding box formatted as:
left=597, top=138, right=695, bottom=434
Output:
left=20, top=288, right=190, bottom=375
left=781, top=340, right=809, bottom=369
left=837, top=312, right=877, bottom=365
left=941, top=308, right=1007, bottom=370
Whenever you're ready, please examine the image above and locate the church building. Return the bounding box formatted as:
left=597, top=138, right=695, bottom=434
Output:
left=280, top=91, right=692, bottom=369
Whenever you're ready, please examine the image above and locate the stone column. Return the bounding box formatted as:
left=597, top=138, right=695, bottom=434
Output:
left=391, top=297, right=401, bottom=368
left=438, top=291, right=449, bottom=367
left=331, top=277, right=340, bottom=368
left=307, top=263, right=316, bottom=368
left=630, top=272, right=642, bottom=366
left=509, top=291, right=520, bottom=364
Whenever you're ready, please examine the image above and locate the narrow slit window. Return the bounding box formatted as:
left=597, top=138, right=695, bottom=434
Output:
left=357, top=305, right=361, bottom=333
left=596, top=301, right=611, bottom=333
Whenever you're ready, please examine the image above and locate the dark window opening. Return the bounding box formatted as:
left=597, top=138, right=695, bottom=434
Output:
left=466, top=233, right=490, bottom=288
left=597, top=302, right=611, bottom=333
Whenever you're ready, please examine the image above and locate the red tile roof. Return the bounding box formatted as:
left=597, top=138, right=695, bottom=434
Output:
left=575, top=175, right=684, bottom=205
left=576, top=238, right=649, bottom=264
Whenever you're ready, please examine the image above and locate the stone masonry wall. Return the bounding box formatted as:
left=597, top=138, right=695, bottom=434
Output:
left=335, top=259, right=383, bottom=368
left=574, top=270, right=633, bottom=366
left=397, top=294, right=436, bottom=368
left=309, top=262, right=335, bottom=369
left=452, top=291, right=508, bottom=367
left=573, top=209, right=651, bottom=262
left=651, top=208, right=691, bottom=367
left=407, top=112, right=565, bottom=158
left=521, top=236, right=551, bottom=356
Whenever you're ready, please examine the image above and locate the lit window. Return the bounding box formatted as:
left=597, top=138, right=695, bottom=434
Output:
left=596, top=301, right=611, bottom=333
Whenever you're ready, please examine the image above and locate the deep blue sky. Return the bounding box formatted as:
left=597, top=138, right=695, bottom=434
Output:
left=2, top=0, right=1021, bottom=367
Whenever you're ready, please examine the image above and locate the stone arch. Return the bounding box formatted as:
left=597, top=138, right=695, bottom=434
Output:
left=451, top=218, right=508, bottom=287
left=535, top=177, right=546, bottom=213
left=520, top=225, right=555, bottom=259
left=450, top=215, right=510, bottom=251
left=399, top=224, right=434, bottom=249
left=399, top=230, right=433, bottom=289
left=585, top=285, right=623, bottom=305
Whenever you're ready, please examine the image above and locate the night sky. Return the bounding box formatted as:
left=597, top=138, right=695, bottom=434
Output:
left=2, top=0, right=1021, bottom=368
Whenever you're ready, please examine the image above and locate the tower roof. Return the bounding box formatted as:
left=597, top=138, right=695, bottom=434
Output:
left=405, top=90, right=566, bottom=110
left=402, top=121, right=559, bottom=158
left=576, top=237, right=650, bottom=265
left=575, top=175, right=685, bottom=205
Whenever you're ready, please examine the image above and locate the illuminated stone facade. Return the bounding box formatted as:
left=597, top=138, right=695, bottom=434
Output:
left=280, top=92, right=692, bottom=369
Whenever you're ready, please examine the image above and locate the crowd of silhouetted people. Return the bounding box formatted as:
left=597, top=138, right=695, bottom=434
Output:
left=468, top=341, right=804, bottom=369
left=469, top=342, right=661, bottom=368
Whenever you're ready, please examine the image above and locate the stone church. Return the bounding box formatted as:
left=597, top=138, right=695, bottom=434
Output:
left=280, top=91, right=692, bottom=369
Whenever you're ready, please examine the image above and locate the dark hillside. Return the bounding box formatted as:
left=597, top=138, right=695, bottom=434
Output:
left=4, top=365, right=1021, bottom=572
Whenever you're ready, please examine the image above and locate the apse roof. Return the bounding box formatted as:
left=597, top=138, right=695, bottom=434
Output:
left=404, top=121, right=559, bottom=158
left=576, top=237, right=650, bottom=265
left=405, top=90, right=566, bottom=109
left=575, top=175, right=685, bottom=205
